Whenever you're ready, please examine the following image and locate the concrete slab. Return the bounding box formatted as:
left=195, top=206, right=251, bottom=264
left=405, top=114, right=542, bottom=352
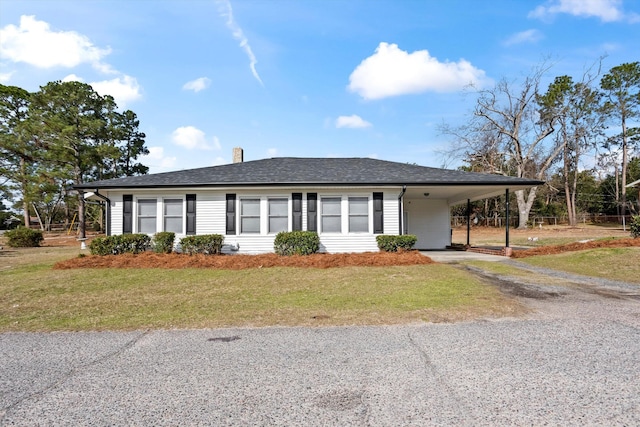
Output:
left=421, top=250, right=507, bottom=263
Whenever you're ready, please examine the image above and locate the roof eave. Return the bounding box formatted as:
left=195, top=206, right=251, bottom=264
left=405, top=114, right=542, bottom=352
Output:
left=75, top=179, right=545, bottom=191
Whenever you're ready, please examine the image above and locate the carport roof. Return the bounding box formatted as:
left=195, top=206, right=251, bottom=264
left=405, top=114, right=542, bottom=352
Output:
left=77, top=157, right=544, bottom=191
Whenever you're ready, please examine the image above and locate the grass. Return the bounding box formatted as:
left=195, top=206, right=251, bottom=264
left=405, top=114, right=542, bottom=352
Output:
left=516, top=247, right=640, bottom=284
left=0, top=247, right=524, bottom=332
left=454, top=223, right=632, bottom=247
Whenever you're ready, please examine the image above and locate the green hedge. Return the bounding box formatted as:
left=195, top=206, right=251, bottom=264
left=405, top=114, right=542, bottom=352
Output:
left=4, top=227, right=44, bottom=247
left=274, top=231, right=320, bottom=256
left=179, top=234, right=224, bottom=255
left=376, top=235, right=418, bottom=252
left=153, top=232, right=175, bottom=254
left=631, top=215, right=640, bottom=238
left=89, top=234, right=151, bottom=255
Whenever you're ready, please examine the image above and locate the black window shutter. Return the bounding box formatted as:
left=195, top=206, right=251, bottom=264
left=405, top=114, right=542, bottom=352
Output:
left=123, top=194, right=133, bottom=234
left=373, top=192, right=384, bottom=234
left=186, top=194, right=196, bottom=235
left=226, top=194, right=236, bottom=235
left=292, top=193, right=302, bottom=231
left=307, top=193, right=317, bottom=232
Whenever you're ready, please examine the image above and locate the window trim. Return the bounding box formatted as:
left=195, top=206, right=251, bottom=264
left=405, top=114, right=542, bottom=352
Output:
left=240, top=198, right=261, bottom=234
left=320, top=196, right=342, bottom=234
left=163, top=198, right=184, bottom=234
left=268, top=197, right=289, bottom=234
left=348, top=196, right=369, bottom=233
left=137, top=198, right=158, bottom=234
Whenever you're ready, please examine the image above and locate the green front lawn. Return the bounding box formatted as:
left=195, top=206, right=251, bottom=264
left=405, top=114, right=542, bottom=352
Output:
left=0, top=248, right=524, bottom=331
left=517, top=247, right=640, bottom=284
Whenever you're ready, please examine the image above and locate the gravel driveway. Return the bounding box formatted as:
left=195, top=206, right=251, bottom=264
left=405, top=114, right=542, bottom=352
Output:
left=1, top=274, right=639, bottom=426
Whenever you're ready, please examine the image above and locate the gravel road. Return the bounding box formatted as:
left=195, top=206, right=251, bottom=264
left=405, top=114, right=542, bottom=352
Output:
left=1, top=274, right=639, bottom=425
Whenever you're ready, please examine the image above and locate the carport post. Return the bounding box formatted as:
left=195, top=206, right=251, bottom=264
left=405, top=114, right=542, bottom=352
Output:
left=466, top=199, right=470, bottom=246
left=505, top=189, right=510, bottom=248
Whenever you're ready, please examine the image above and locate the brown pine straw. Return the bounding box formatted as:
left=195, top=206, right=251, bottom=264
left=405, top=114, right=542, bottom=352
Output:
left=54, top=250, right=435, bottom=270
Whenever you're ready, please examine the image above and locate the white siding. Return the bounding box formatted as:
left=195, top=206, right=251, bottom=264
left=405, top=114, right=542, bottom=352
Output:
left=319, top=235, right=378, bottom=253
left=383, top=192, right=400, bottom=235
left=107, top=191, right=124, bottom=235
left=196, top=193, right=225, bottom=235
left=105, top=187, right=405, bottom=254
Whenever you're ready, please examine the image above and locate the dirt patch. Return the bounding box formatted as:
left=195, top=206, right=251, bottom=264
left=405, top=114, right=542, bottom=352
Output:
left=40, top=233, right=100, bottom=247
left=54, top=250, right=435, bottom=270
left=511, top=238, right=640, bottom=258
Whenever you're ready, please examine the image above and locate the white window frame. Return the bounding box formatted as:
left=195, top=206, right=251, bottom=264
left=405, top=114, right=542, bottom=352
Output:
left=137, top=198, right=157, bottom=234
left=268, top=198, right=289, bottom=234
left=320, top=196, right=342, bottom=234
left=348, top=196, right=369, bottom=233
left=163, top=198, right=184, bottom=234
left=240, top=198, right=261, bottom=234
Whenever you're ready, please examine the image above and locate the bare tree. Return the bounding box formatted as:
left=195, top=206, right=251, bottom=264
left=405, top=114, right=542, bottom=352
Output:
left=443, top=63, right=562, bottom=228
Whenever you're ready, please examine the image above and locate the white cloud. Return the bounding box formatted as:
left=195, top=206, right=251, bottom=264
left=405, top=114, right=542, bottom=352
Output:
left=0, top=15, right=111, bottom=69
left=212, top=156, right=226, bottom=165
left=61, top=73, right=84, bottom=82
left=183, top=77, right=211, bottom=92
left=172, top=126, right=222, bottom=150
left=0, top=71, right=14, bottom=83
left=335, top=115, right=372, bottom=129
left=142, top=146, right=177, bottom=170
left=529, top=0, right=625, bottom=22
left=348, top=43, right=489, bottom=100
left=217, top=0, right=263, bottom=86
left=60, top=74, right=141, bottom=107
left=1, top=15, right=143, bottom=106
left=503, top=29, right=544, bottom=46
left=267, top=148, right=278, bottom=157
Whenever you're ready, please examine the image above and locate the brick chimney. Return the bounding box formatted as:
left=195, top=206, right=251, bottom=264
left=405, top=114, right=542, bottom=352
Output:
left=232, top=147, right=244, bottom=163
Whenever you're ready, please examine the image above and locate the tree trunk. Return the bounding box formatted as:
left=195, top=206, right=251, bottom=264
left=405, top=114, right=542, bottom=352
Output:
left=614, top=165, right=620, bottom=216
left=75, top=164, right=86, bottom=239
left=563, top=137, right=577, bottom=226
left=565, top=183, right=575, bottom=226
left=22, top=199, right=30, bottom=228
left=620, top=118, right=628, bottom=229
left=515, top=187, right=538, bottom=229
left=19, top=157, right=30, bottom=227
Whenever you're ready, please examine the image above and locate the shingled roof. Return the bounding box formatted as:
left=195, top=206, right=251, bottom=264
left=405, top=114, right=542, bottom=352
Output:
left=76, top=157, right=543, bottom=189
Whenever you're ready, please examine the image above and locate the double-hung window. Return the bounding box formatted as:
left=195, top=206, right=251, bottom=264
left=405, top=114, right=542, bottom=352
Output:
left=349, top=197, right=369, bottom=232
left=268, top=198, right=288, bottom=233
left=164, top=199, right=183, bottom=233
left=241, top=199, right=260, bottom=234
left=137, top=199, right=157, bottom=233
left=321, top=197, right=341, bottom=233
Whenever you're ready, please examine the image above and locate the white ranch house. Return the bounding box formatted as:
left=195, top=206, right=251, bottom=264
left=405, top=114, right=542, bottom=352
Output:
left=77, top=150, right=542, bottom=254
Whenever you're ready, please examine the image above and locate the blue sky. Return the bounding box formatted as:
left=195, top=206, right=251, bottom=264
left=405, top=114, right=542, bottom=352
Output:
left=1, top=0, right=639, bottom=174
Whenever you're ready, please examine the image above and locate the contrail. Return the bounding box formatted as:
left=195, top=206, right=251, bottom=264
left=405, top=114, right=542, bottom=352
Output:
left=217, top=0, right=264, bottom=86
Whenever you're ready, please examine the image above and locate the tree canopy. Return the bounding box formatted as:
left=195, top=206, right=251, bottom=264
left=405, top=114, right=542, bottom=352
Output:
left=0, top=81, right=149, bottom=236
left=442, top=61, right=640, bottom=227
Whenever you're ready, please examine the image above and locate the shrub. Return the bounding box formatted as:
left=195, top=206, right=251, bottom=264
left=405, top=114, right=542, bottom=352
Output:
left=376, top=235, right=418, bottom=252
left=89, top=234, right=151, bottom=255
left=631, top=215, right=640, bottom=238
left=274, top=231, right=320, bottom=256
left=179, top=234, right=224, bottom=255
left=5, top=227, right=44, bottom=247
left=153, top=232, right=175, bottom=254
